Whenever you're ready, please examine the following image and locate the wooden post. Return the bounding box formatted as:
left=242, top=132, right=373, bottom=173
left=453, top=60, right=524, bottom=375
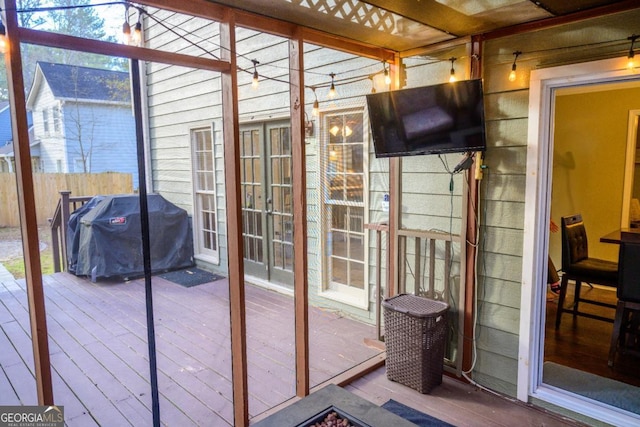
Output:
left=289, top=32, right=310, bottom=398
left=60, top=190, right=71, bottom=270
left=387, top=53, right=401, bottom=296
left=462, top=36, right=483, bottom=374
left=2, top=0, right=53, bottom=405
left=220, top=11, right=249, bottom=427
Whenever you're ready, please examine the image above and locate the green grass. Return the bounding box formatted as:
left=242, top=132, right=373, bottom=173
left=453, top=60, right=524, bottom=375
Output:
left=4, top=250, right=54, bottom=279
left=1, top=226, right=55, bottom=280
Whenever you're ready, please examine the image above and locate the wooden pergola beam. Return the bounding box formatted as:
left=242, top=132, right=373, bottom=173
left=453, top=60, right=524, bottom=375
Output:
left=17, top=27, right=230, bottom=72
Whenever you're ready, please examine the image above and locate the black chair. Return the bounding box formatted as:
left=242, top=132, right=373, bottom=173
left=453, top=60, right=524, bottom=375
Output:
left=555, top=214, right=618, bottom=329
left=608, top=231, right=640, bottom=367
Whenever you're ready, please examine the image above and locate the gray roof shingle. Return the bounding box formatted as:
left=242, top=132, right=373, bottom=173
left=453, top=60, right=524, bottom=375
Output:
left=37, top=62, right=130, bottom=103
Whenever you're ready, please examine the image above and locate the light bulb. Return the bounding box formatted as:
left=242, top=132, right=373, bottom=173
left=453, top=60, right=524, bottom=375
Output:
left=628, top=51, right=636, bottom=72
left=132, top=21, right=142, bottom=46
left=328, top=73, right=336, bottom=99
left=384, top=67, right=391, bottom=85
left=448, top=57, right=457, bottom=83
left=312, top=99, right=319, bottom=116
left=252, top=70, right=259, bottom=89
left=509, top=51, right=522, bottom=82
left=122, top=21, right=131, bottom=45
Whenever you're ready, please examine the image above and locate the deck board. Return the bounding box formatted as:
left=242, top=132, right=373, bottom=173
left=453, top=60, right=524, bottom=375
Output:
left=346, top=368, right=581, bottom=427
left=1, top=271, right=590, bottom=426
left=1, top=272, right=379, bottom=425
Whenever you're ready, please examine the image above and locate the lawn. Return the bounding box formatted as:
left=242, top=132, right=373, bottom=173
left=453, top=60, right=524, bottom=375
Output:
left=0, top=226, right=55, bottom=279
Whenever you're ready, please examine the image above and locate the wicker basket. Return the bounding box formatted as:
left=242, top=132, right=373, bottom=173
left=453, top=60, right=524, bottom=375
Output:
left=383, top=294, right=449, bottom=394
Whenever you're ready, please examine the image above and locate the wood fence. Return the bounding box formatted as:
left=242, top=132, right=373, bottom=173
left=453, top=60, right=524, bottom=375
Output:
left=0, top=172, right=133, bottom=227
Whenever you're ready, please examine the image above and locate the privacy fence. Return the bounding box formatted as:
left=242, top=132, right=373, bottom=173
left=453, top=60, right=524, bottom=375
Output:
left=0, top=172, right=133, bottom=227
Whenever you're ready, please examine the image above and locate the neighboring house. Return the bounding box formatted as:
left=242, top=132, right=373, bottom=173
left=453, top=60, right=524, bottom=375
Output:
left=0, top=103, right=38, bottom=173
left=139, top=5, right=640, bottom=426
left=25, top=62, right=138, bottom=188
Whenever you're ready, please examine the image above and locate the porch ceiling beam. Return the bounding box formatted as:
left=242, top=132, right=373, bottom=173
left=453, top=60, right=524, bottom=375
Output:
left=16, top=27, right=230, bottom=72
left=478, top=0, right=640, bottom=41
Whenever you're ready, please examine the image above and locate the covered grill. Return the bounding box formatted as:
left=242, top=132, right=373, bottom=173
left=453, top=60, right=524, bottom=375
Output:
left=70, top=194, right=194, bottom=281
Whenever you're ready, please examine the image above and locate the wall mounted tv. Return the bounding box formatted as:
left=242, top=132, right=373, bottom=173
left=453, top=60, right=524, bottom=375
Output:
left=366, top=79, right=487, bottom=158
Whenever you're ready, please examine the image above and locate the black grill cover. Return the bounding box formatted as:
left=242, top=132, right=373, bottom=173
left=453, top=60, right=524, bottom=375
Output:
left=72, top=194, right=194, bottom=280
left=67, top=195, right=106, bottom=274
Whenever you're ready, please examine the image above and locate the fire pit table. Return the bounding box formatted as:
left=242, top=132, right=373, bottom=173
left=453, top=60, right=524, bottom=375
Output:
left=252, top=384, right=415, bottom=427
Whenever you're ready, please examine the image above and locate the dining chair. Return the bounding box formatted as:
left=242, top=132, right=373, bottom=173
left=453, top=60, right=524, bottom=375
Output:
left=555, top=214, right=618, bottom=329
left=608, top=231, right=640, bottom=367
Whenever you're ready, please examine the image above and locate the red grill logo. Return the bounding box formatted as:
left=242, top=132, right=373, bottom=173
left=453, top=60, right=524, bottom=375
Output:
left=110, top=217, right=127, bottom=225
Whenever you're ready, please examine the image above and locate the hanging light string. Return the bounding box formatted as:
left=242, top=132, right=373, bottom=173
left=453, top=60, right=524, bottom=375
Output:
left=6, top=3, right=639, bottom=95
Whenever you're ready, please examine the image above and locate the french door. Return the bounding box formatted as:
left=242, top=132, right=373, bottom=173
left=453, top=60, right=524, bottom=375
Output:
left=240, top=121, right=294, bottom=287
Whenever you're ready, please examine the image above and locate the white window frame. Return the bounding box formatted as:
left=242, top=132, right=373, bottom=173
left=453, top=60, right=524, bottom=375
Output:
left=191, top=125, right=219, bottom=264
left=42, top=109, right=49, bottom=136
left=53, top=105, right=61, bottom=134
left=318, top=107, right=370, bottom=310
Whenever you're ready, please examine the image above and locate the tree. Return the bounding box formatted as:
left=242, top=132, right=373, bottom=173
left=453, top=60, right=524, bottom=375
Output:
left=0, top=0, right=127, bottom=101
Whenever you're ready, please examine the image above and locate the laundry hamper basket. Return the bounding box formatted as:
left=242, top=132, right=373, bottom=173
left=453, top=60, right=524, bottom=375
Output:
left=383, top=293, right=449, bottom=393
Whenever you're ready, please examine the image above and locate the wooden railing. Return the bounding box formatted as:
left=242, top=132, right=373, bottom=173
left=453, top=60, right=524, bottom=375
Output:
left=364, top=222, right=389, bottom=341
left=50, top=191, right=93, bottom=273
left=367, top=225, right=465, bottom=376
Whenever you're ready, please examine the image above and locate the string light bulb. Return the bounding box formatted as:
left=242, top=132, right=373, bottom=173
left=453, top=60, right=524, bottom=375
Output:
left=328, top=73, right=336, bottom=99
left=0, top=20, right=7, bottom=54
left=383, top=61, right=391, bottom=85
left=509, top=51, right=522, bottom=82
left=121, top=5, right=131, bottom=45
left=627, top=35, right=638, bottom=72
left=311, top=88, right=319, bottom=116
left=131, top=12, right=142, bottom=46
left=251, top=59, right=260, bottom=89
left=449, top=57, right=457, bottom=83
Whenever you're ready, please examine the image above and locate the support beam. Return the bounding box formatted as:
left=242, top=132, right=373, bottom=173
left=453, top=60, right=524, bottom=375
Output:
left=16, top=27, right=230, bottom=72
left=387, top=53, right=402, bottom=296
left=2, top=0, right=53, bottom=405
left=220, top=11, right=249, bottom=427
left=462, top=36, right=483, bottom=375
left=289, top=32, right=310, bottom=398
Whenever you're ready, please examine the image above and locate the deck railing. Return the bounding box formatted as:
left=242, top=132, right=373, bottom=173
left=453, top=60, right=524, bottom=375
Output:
left=367, top=225, right=465, bottom=376
left=49, top=191, right=93, bottom=273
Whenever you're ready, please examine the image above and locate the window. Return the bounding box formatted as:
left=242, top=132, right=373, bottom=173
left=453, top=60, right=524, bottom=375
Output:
left=42, top=109, right=49, bottom=135
left=74, top=158, right=85, bottom=172
left=191, top=127, right=218, bottom=262
left=322, top=110, right=367, bottom=306
left=53, top=106, right=61, bottom=133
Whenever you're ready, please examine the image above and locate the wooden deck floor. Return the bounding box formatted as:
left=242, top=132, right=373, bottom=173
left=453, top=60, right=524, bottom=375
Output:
left=1, top=271, right=587, bottom=426
left=0, top=272, right=379, bottom=426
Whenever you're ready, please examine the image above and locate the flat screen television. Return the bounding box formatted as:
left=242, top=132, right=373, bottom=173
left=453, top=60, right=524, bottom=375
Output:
left=366, top=79, right=487, bottom=158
